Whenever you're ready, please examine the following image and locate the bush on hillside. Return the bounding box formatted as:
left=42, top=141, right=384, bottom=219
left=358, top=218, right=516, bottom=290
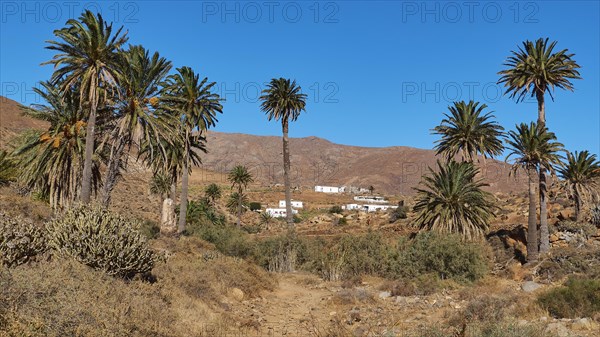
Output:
left=47, top=206, right=159, bottom=278
left=538, top=277, right=600, bottom=318
left=390, top=232, right=489, bottom=282
left=0, top=212, right=47, bottom=267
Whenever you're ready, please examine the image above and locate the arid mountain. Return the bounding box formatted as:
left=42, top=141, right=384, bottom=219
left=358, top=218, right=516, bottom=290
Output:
left=202, top=131, right=525, bottom=195
left=0, top=95, right=525, bottom=195
left=0, top=96, right=48, bottom=148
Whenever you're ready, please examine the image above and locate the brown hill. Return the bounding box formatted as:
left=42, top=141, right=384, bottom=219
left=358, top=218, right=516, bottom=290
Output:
left=0, top=96, right=48, bottom=148
left=0, top=95, right=525, bottom=195
left=202, top=131, right=525, bottom=195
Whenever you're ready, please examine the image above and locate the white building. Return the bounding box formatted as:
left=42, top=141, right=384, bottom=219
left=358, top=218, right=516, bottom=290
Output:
left=315, top=185, right=342, bottom=193
left=342, top=204, right=361, bottom=210
left=279, top=200, right=304, bottom=209
left=265, top=208, right=299, bottom=218
left=362, top=204, right=397, bottom=213
left=342, top=203, right=397, bottom=213
left=353, top=196, right=388, bottom=203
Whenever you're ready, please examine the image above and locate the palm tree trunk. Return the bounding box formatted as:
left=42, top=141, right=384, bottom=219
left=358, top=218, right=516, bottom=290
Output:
left=237, top=187, right=242, bottom=227
left=575, top=193, right=583, bottom=222
left=536, top=89, right=550, bottom=254
left=527, top=166, right=539, bottom=263
left=101, top=136, right=126, bottom=207
left=178, top=140, right=190, bottom=234
left=80, top=87, right=98, bottom=204
left=282, top=120, right=293, bottom=226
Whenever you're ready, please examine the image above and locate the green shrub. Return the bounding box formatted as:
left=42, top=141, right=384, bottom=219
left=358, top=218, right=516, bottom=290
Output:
left=253, top=232, right=309, bottom=272
left=552, top=220, right=597, bottom=238
left=0, top=213, right=47, bottom=267
left=47, top=206, right=159, bottom=278
left=329, top=205, right=343, bottom=214
left=139, top=219, right=160, bottom=240
left=187, top=222, right=253, bottom=258
left=389, top=205, right=409, bottom=222
left=538, top=278, right=600, bottom=318
left=249, top=202, right=261, bottom=211
left=590, top=204, right=600, bottom=227
left=537, top=247, right=600, bottom=281
left=390, top=232, right=489, bottom=282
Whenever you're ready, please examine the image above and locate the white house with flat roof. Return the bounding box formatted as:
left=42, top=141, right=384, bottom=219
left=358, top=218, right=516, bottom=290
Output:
left=315, top=185, right=343, bottom=193
left=279, top=200, right=304, bottom=209
left=342, top=203, right=397, bottom=213
left=354, top=196, right=388, bottom=203
left=266, top=208, right=299, bottom=218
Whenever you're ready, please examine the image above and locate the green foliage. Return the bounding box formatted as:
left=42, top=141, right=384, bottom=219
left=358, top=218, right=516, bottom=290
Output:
left=390, top=232, right=489, bottom=282
left=329, top=205, right=343, bottom=214
left=226, top=192, right=249, bottom=215
left=204, top=183, right=222, bottom=204
left=249, top=202, right=262, bottom=211
left=0, top=150, right=16, bottom=185
left=47, top=206, right=159, bottom=278
left=498, top=38, right=581, bottom=103
left=0, top=213, right=47, bottom=268
left=413, top=160, right=496, bottom=240
left=538, top=278, right=600, bottom=318
left=253, top=232, right=310, bottom=273
left=185, top=198, right=225, bottom=227
left=260, top=78, right=307, bottom=123
left=432, top=100, right=505, bottom=161
left=149, top=173, right=172, bottom=197
left=389, top=205, right=409, bottom=222
left=557, top=150, right=600, bottom=218
left=538, top=247, right=600, bottom=281
left=187, top=223, right=253, bottom=258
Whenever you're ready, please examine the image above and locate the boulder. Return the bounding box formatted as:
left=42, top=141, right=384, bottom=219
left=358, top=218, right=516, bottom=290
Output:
left=545, top=322, right=570, bottom=337
left=571, top=317, right=597, bottom=331
left=521, top=281, right=542, bottom=293
left=230, top=287, right=244, bottom=301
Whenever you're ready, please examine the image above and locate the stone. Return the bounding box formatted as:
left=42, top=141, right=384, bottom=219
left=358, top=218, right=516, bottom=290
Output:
left=378, top=291, right=392, bottom=299
left=160, top=198, right=177, bottom=235
left=545, top=322, right=570, bottom=337
left=230, top=287, right=244, bottom=301
left=571, top=317, right=597, bottom=331
left=521, top=281, right=542, bottom=293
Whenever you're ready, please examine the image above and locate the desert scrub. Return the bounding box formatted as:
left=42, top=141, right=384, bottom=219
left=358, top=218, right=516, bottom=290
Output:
left=0, top=212, right=47, bottom=267
left=47, top=206, right=160, bottom=278
left=389, top=232, right=489, bottom=282
left=538, top=277, right=600, bottom=318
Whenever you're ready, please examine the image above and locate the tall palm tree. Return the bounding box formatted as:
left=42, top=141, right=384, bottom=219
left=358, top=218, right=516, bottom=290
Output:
left=413, top=160, right=496, bottom=241
left=557, top=151, right=600, bottom=222
left=260, top=78, right=307, bottom=226
left=205, top=183, right=222, bottom=206
left=227, top=165, right=254, bottom=226
left=432, top=100, right=504, bottom=162
left=14, top=82, right=102, bottom=209
left=43, top=10, right=128, bottom=204
left=100, top=45, right=172, bottom=207
left=160, top=66, right=222, bottom=234
left=505, top=123, right=563, bottom=261
left=498, top=38, right=580, bottom=254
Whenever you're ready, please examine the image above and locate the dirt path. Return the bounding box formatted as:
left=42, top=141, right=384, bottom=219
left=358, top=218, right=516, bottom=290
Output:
left=251, top=273, right=334, bottom=336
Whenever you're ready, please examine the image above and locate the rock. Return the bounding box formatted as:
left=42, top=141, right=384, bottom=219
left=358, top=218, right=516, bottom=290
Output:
left=329, top=311, right=337, bottom=316
left=571, top=317, right=597, bottom=331
left=378, top=291, right=391, bottom=299
left=230, top=287, right=244, bottom=301
left=160, top=198, right=177, bottom=235
left=521, top=281, right=542, bottom=293
left=549, top=233, right=560, bottom=242
left=347, top=308, right=361, bottom=324
left=545, top=322, right=570, bottom=337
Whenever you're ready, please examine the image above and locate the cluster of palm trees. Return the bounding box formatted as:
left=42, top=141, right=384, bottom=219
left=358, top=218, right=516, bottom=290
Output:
left=7, top=11, right=222, bottom=236
left=415, top=38, right=599, bottom=262
left=5, top=10, right=308, bottom=235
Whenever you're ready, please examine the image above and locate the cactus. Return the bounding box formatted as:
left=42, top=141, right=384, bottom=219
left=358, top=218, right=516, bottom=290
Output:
left=47, top=206, right=159, bottom=278
left=0, top=213, right=47, bottom=267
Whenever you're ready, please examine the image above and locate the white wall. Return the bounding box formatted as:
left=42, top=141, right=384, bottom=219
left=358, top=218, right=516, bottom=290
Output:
left=315, top=186, right=340, bottom=193
left=266, top=208, right=299, bottom=218
left=279, top=200, right=304, bottom=208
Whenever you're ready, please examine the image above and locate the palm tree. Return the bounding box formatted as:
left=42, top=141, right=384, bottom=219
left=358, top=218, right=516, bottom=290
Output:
left=557, top=151, right=600, bottom=222
left=160, top=66, right=222, bottom=234
left=100, top=45, right=172, bottom=207
left=43, top=10, right=128, bottom=204
left=413, top=160, right=495, bottom=241
left=227, top=165, right=254, bottom=226
left=0, top=150, right=16, bottom=186
left=432, top=100, right=504, bottom=162
left=499, top=38, right=580, bottom=254
left=260, top=78, right=307, bottom=226
left=205, top=183, right=222, bottom=206
left=227, top=192, right=249, bottom=217
left=505, top=123, right=563, bottom=261
left=14, top=82, right=102, bottom=209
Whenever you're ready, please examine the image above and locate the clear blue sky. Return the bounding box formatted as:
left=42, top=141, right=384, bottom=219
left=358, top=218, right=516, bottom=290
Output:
left=1, top=1, right=599, bottom=155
